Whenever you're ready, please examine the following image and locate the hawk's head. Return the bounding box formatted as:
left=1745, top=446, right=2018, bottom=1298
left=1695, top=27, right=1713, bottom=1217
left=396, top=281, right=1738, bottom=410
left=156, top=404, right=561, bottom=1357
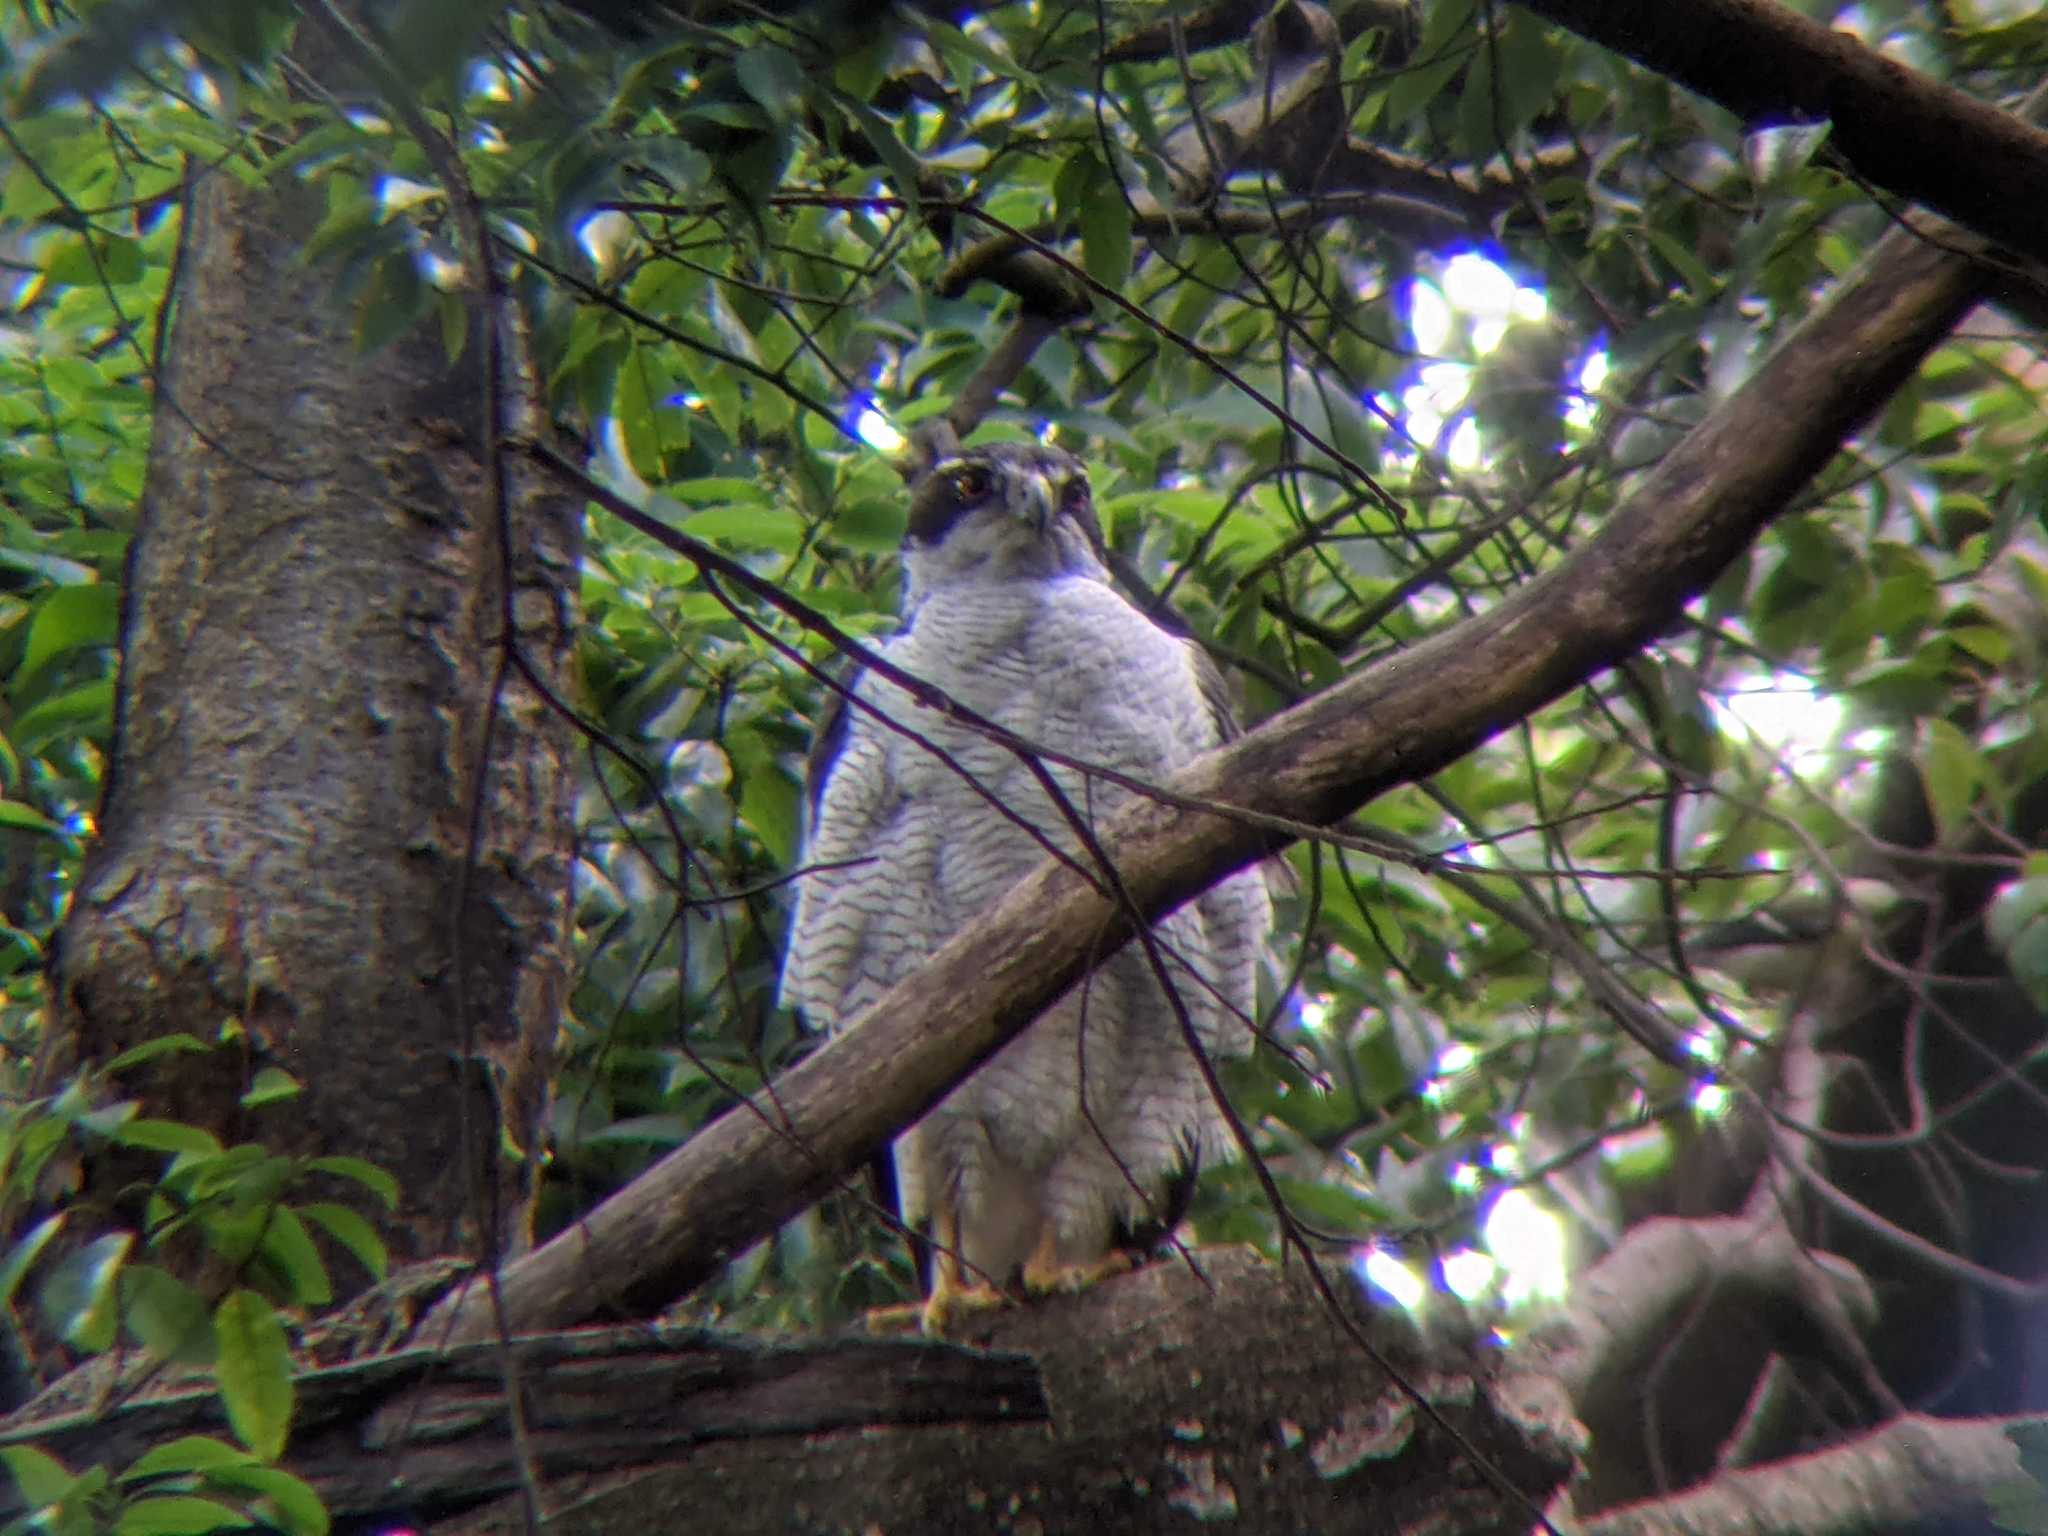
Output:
left=900, top=443, right=1107, bottom=609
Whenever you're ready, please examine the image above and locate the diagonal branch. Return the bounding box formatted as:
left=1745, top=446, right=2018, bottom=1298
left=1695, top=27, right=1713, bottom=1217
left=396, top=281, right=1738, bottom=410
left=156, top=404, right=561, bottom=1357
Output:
left=419, top=209, right=1992, bottom=1346
left=1513, top=0, right=2048, bottom=267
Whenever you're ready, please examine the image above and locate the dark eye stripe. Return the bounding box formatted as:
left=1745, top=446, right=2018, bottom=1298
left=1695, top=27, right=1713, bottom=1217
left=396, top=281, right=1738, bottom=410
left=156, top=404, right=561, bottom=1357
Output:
left=900, top=451, right=1092, bottom=547
left=906, top=460, right=986, bottom=545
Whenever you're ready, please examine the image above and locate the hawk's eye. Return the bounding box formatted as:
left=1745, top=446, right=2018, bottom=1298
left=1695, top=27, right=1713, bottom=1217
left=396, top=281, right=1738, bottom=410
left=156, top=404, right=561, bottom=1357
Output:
left=952, top=466, right=992, bottom=502
left=1059, top=477, right=1090, bottom=512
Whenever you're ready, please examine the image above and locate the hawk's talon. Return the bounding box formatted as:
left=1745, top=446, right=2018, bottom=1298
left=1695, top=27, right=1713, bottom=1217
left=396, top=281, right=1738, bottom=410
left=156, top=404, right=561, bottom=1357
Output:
left=1022, top=1249, right=1137, bottom=1298
left=921, top=1280, right=1009, bottom=1336
left=862, top=1300, right=929, bottom=1334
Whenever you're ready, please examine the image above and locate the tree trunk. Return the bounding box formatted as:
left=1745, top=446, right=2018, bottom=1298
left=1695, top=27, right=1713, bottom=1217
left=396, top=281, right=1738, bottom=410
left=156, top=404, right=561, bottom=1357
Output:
left=42, top=28, right=581, bottom=1272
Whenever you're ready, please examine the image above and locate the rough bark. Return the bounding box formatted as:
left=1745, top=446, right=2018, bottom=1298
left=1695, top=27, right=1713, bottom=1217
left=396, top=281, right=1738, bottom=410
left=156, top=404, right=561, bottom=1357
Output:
left=0, top=1252, right=1578, bottom=1534
left=417, top=207, right=1995, bottom=1348
left=41, top=21, right=581, bottom=1270
left=0, top=1310, right=1049, bottom=1528
left=448, top=1250, right=1579, bottom=1536
left=1512, top=0, right=2048, bottom=269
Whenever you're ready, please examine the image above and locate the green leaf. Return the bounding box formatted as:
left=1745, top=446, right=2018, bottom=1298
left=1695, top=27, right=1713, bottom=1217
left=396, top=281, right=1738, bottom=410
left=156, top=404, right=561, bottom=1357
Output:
left=680, top=505, right=805, bottom=551
left=1077, top=160, right=1132, bottom=294
left=1102, top=488, right=1222, bottom=527
left=40, top=1230, right=133, bottom=1352
left=214, top=1291, right=294, bottom=1462
left=829, top=498, right=905, bottom=552
left=1987, top=1476, right=2048, bottom=1536
left=100, top=1040, right=208, bottom=1073
left=256, top=1207, right=333, bottom=1307
left=119, top=1438, right=252, bottom=1485
left=1459, top=11, right=1558, bottom=154
left=16, top=584, right=120, bottom=689
left=2013, top=1421, right=2048, bottom=1491
left=114, top=1120, right=225, bottom=1157
left=355, top=251, right=425, bottom=354
left=299, top=180, right=379, bottom=270
left=382, top=0, right=499, bottom=90
left=1950, top=623, right=2013, bottom=665
left=672, top=476, right=770, bottom=505
left=0, top=545, right=98, bottom=588
left=305, top=1156, right=399, bottom=1209
left=120, top=1265, right=214, bottom=1364
left=43, top=233, right=143, bottom=288
left=637, top=139, right=713, bottom=199
left=1988, top=878, right=2048, bottom=1008
left=113, top=1495, right=246, bottom=1534
left=735, top=45, right=805, bottom=120
left=13, top=678, right=115, bottom=757
left=1920, top=716, right=1983, bottom=839
left=1645, top=226, right=1717, bottom=299
left=0, top=1444, right=79, bottom=1509
left=239, top=1068, right=302, bottom=1109
left=0, top=1213, right=63, bottom=1308
left=831, top=91, right=923, bottom=215
left=439, top=291, right=470, bottom=366
left=1384, top=0, right=1476, bottom=127
left=298, top=1203, right=389, bottom=1282
left=920, top=16, right=1026, bottom=86
left=197, top=1464, right=328, bottom=1536
left=739, top=763, right=801, bottom=868
left=1272, top=1175, right=1385, bottom=1236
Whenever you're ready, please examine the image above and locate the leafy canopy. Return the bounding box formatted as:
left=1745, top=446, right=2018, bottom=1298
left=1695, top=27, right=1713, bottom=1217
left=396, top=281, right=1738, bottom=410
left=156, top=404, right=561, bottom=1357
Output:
left=0, top=0, right=2045, bottom=1338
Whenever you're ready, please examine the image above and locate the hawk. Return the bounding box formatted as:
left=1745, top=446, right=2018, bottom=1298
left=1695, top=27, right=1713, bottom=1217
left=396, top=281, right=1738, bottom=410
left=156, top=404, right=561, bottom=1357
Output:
left=780, top=441, right=1273, bottom=1333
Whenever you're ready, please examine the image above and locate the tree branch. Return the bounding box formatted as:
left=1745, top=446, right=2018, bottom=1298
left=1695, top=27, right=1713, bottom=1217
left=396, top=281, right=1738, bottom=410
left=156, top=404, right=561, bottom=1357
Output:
left=1578, top=1412, right=2039, bottom=1536
left=1513, top=0, right=2048, bottom=267
left=1552, top=1214, right=1880, bottom=1468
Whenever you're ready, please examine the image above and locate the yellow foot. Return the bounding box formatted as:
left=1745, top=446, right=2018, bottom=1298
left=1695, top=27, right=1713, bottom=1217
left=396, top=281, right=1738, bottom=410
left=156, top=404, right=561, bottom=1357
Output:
left=921, top=1281, right=1008, bottom=1336
left=863, top=1282, right=1010, bottom=1335
left=863, top=1300, right=928, bottom=1334
left=1021, top=1249, right=1137, bottom=1298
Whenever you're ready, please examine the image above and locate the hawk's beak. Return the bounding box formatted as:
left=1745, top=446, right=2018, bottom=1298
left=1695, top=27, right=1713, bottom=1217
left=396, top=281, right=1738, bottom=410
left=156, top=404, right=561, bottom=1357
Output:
left=1014, top=469, right=1058, bottom=534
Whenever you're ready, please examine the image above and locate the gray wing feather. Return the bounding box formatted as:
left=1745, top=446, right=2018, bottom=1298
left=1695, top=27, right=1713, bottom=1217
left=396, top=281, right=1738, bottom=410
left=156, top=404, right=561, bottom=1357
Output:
left=802, top=665, right=858, bottom=815
left=781, top=671, right=893, bottom=1030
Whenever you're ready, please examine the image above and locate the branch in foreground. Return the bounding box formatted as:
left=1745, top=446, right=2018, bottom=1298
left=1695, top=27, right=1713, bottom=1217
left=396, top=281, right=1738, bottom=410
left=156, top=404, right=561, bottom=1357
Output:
left=1579, top=1412, right=2037, bottom=1536
left=0, top=1320, right=1046, bottom=1528
left=1513, top=0, right=2048, bottom=267
left=416, top=206, right=1991, bottom=1349
left=1, top=1254, right=1576, bottom=1535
